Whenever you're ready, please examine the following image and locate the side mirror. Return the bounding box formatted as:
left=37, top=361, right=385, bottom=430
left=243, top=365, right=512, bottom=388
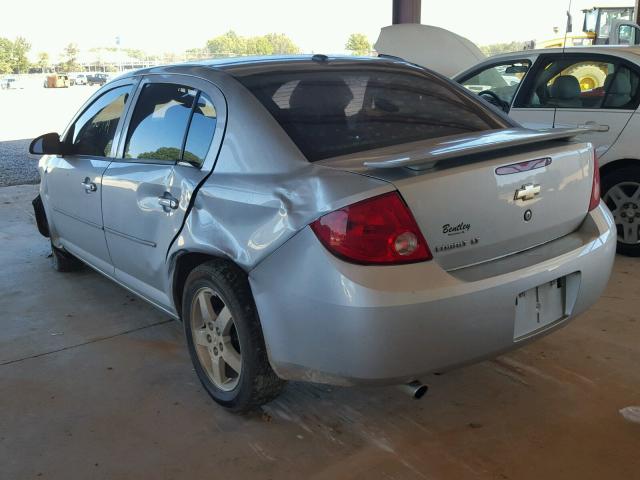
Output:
left=29, top=133, right=65, bottom=155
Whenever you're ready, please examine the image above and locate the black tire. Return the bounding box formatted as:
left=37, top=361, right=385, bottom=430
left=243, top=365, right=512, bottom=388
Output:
left=51, top=242, right=84, bottom=272
left=182, top=260, right=285, bottom=412
left=601, top=166, right=640, bottom=257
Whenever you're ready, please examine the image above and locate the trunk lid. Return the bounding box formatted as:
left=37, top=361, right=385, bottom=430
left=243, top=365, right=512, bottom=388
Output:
left=319, top=129, right=595, bottom=270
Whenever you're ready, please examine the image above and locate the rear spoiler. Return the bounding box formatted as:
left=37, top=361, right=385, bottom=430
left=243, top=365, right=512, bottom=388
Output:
left=363, top=128, right=587, bottom=170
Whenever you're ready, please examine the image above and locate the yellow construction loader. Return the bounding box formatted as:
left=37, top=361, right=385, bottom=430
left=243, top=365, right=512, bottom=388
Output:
left=537, top=6, right=638, bottom=48
left=531, top=6, right=640, bottom=91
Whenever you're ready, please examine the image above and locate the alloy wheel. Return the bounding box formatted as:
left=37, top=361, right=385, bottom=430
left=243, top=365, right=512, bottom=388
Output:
left=189, top=287, right=242, bottom=391
left=603, top=181, right=640, bottom=245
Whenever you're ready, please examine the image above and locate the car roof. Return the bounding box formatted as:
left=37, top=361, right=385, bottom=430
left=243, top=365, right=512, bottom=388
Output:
left=453, top=45, right=640, bottom=78
left=115, top=54, right=422, bottom=80
left=487, top=45, right=640, bottom=61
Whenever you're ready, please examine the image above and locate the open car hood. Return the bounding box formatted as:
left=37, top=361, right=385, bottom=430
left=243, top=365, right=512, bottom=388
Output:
left=374, top=24, right=485, bottom=77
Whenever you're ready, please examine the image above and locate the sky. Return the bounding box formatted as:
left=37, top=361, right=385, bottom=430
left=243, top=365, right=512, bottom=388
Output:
left=1, top=0, right=636, bottom=59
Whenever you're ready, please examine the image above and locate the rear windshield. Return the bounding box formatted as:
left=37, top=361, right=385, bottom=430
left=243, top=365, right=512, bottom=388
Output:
left=237, top=65, right=505, bottom=161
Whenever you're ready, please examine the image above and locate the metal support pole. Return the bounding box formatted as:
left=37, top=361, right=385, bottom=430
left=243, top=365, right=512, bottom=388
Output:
left=392, top=0, right=421, bottom=24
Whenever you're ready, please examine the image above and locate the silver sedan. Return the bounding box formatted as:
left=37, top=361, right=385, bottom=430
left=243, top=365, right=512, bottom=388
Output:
left=30, top=55, right=616, bottom=411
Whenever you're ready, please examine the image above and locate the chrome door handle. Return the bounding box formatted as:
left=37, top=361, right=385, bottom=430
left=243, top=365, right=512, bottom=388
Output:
left=158, top=195, right=178, bottom=210
left=578, top=121, right=610, bottom=132
left=81, top=178, right=97, bottom=193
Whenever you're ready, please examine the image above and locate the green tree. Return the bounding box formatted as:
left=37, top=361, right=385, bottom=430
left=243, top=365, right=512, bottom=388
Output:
left=246, top=36, right=274, bottom=56
left=36, top=52, right=49, bottom=73
left=137, top=147, right=182, bottom=161
left=185, top=48, right=205, bottom=61
left=205, top=31, right=300, bottom=57
left=11, top=36, right=31, bottom=73
left=479, top=41, right=527, bottom=56
left=162, top=51, right=181, bottom=64
left=345, top=33, right=371, bottom=56
left=263, top=33, right=300, bottom=54
left=0, top=37, right=12, bottom=74
left=124, top=48, right=146, bottom=60
left=206, top=31, right=246, bottom=56
left=59, top=43, right=81, bottom=72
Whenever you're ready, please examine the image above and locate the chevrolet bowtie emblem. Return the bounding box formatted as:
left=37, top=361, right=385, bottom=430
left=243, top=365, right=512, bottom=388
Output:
left=514, top=183, right=541, bottom=201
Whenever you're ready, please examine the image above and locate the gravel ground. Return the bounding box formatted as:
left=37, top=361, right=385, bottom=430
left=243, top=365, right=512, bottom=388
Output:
left=0, top=82, right=98, bottom=187
left=0, top=139, right=39, bottom=187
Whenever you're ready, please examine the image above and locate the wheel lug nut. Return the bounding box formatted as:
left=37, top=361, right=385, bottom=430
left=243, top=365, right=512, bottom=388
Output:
left=208, top=322, right=214, bottom=330
left=219, top=343, right=223, bottom=351
left=206, top=334, right=212, bottom=343
left=213, top=347, right=218, bottom=355
left=622, top=212, right=627, bottom=217
left=215, top=327, right=220, bottom=335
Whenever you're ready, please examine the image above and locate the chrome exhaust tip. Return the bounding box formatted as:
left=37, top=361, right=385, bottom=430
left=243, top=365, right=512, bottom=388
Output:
left=398, top=381, right=428, bottom=399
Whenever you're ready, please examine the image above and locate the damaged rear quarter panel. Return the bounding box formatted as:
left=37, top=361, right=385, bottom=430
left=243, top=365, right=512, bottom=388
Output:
left=166, top=68, right=393, bottom=282
left=171, top=166, right=393, bottom=271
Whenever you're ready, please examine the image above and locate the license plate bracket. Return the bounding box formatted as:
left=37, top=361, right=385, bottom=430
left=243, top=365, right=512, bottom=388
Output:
left=514, top=277, right=567, bottom=340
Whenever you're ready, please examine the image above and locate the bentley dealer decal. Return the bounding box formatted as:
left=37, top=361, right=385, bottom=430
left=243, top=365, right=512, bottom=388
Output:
left=435, top=222, right=478, bottom=253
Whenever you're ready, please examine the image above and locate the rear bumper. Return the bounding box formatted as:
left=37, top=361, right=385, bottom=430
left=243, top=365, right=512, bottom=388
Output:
left=249, top=204, right=616, bottom=385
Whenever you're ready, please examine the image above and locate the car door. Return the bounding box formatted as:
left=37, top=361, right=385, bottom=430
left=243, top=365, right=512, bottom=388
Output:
left=457, top=55, right=556, bottom=129
left=548, top=55, right=640, bottom=158
left=101, top=75, right=225, bottom=311
left=44, top=81, right=135, bottom=273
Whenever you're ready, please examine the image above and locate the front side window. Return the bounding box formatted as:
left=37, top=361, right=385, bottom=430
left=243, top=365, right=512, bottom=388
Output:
left=584, top=9, right=598, bottom=32
left=460, top=61, right=530, bottom=105
left=67, top=85, right=131, bottom=157
left=518, top=57, right=640, bottom=110
left=183, top=93, right=217, bottom=167
left=238, top=66, right=505, bottom=162
left=598, top=8, right=633, bottom=38
left=124, top=83, right=196, bottom=162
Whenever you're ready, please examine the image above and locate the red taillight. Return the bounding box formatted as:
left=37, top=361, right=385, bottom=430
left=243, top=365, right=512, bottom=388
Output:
left=310, top=192, right=432, bottom=265
left=589, top=150, right=601, bottom=212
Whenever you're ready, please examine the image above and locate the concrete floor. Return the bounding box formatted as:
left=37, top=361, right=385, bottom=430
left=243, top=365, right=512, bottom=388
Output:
left=1, top=184, right=639, bottom=480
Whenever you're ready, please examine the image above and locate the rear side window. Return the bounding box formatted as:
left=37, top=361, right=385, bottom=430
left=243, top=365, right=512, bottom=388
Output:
left=517, top=57, right=640, bottom=110
left=237, top=66, right=503, bottom=161
left=183, top=93, right=217, bottom=167
left=68, top=85, right=131, bottom=157
left=125, top=83, right=197, bottom=162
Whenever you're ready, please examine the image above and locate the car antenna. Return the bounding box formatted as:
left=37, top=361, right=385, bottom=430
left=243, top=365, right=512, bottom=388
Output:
left=563, top=0, right=572, bottom=54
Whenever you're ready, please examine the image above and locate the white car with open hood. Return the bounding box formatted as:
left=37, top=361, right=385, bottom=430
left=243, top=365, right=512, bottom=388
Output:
left=377, top=25, right=640, bottom=255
